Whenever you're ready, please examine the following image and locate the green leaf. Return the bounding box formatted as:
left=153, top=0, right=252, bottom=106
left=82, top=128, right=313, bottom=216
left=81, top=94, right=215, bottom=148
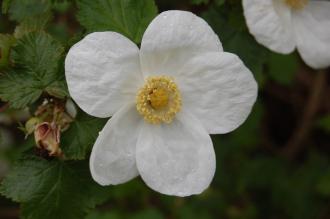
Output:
left=190, top=0, right=209, bottom=5
left=61, top=111, right=107, bottom=160
left=0, top=69, right=43, bottom=108
left=0, top=34, right=16, bottom=68
left=268, top=53, right=298, bottom=85
left=316, top=169, right=330, bottom=196
left=6, top=0, right=51, bottom=22
left=130, top=209, right=164, bottom=219
left=45, top=73, right=69, bottom=98
left=14, top=13, right=52, bottom=38
left=215, top=0, right=225, bottom=6
left=228, top=102, right=263, bottom=148
left=1, top=0, right=11, bottom=13
left=11, top=32, right=63, bottom=79
left=0, top=32, right=65, bottom=108
left=316, top=114, right=330, bottom=134
left=76, top=0, right=158, bottom=43
left=51, top=0, right=71, bottom=13
left=0, top=156, right=107, bottom=219
left=86, top=211, right=120, bottom=219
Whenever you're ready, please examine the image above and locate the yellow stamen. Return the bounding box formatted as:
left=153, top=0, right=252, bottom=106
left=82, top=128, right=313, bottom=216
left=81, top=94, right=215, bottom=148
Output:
left=136, top=76, right=181, bottom=124
left=149, top=88, right=169, bottom=110
left=285, top=0, right=308, bottom=10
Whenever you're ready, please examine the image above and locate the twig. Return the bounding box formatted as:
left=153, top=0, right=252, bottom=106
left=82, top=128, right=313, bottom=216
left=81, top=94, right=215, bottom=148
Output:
left=0, top=208, right=20, bottom=219
left=281, top=69, right=326, bottom=160
left=0, top=102, right=9, bottom=113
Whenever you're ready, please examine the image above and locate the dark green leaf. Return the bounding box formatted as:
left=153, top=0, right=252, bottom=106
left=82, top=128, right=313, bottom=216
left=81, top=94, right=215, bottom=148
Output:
left=268, top=53, right=298, bottom=85
left=76, top=0, right=158, bottom=43
left=228, top=102, right=263, bottom=148
left=316, top=169, right=330, bottom=196
left=0, top=156, right=107, bottom=219
left=61, top=111, right=107, bottom=160
left=45, top=76, right=69, bottom=99
left=14, top=13, right=52, bottom=38
left=190, top=0, right=209, bottom=5
left=0, top=32, right=65, bottom=108
left=11, top=32, right=63, bottom=79
left=0, top=69, right=43, bottom=108
left=6, top=0, right=51, bottom=22
left=51, top=0, right=71, bottom=12
left=215, top=0, right=225, bottom=6
left=86, top=211, right=120, bottom=219
left=1, top=0, right=11, bottom=14
left=316, top=114, right=330, bottom=134
left=130, top=209, right=164, bottom=219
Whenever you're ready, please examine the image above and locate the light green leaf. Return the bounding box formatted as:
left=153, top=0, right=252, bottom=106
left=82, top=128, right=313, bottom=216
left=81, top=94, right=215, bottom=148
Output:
left=76, top=0, right=158, bottom=43
left=61, top=111, right=107, bottom=160
left=0, top=156, right=108, bottom=219
left=0, top=34, right=16, bottom=68
left=0, top=32, right=65, bottom=108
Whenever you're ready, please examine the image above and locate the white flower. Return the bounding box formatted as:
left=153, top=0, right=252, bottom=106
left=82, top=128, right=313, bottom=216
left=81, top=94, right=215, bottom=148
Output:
left=242, top=0, right=330, bottom=69
left=65, top=10, right=258, bottom=196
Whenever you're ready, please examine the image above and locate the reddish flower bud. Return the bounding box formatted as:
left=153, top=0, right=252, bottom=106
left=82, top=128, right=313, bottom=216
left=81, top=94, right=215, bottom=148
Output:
left=34, top=122, right=62, bottom=157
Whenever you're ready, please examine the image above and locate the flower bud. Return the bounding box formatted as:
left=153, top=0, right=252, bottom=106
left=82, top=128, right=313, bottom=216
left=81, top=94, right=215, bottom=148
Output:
left=34, top=122, right=62, bottom=157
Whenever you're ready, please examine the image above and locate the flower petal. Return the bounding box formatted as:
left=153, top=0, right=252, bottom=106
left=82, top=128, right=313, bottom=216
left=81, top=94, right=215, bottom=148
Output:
left=136, top=112, right=216, bottom=196
left=140, top=10, right=222, bottom=77
left=176, top=52, right=257, bottom=134
left=292, top=1, right=330, bottom=69
left=65, top=32, right=143, bottom=118
left=242, top=0, right=295, bottom=53
left=90, top=103, right=142, bottom=185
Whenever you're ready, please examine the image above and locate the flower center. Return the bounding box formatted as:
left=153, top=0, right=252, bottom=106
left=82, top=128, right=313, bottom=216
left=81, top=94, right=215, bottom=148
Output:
left=149, top=87, right=169, bottom=110
left=284, top=0, right=308, bottom=10
left=136, top=76, right=181, bottom=124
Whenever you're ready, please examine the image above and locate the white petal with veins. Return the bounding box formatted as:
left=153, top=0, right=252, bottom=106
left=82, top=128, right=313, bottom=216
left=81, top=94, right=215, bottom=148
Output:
left=140, top=10, right=223, bottom=78
left=90, top=103, right=142, bottom=185
left=242, top=0, right=296, bottom=53
left=177, top=52, right=258, bottom=134
left=293, top=1, right=330, bottom=69
left=136, top=111, right=216, bottom=196
left=65, top=32, right=143, bottom=118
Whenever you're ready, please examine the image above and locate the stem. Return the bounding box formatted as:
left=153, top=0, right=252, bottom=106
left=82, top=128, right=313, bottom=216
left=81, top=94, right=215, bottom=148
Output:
left=281, top=69, right=326, bottom=160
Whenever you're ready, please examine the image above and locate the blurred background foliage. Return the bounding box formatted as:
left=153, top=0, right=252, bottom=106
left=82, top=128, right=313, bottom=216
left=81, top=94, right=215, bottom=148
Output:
left=0, top=0, right=329, bottom=219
